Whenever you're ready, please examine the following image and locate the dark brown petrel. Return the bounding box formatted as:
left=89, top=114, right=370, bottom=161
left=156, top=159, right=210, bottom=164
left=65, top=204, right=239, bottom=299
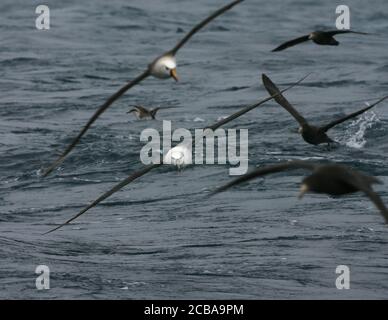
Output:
left=41, top=0, right=245, bottom=177
left=262, top=74, right=388, bottom=147
left=272, top=30, right=369, bottom=52
left=211, top=160, right=388, bottom=224
left=127, top=105, right=175, bottom=120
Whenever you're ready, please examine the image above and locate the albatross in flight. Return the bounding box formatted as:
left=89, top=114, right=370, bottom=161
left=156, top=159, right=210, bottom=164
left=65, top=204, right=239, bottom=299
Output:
left=272, top=30, right=369, bottom=52
left=41, top=0, right=245, bottom=177
left=43, top=74, right=309, bottom=234
left=262, top=74, right=388, bottom=146
left=211, top=160, right=388, bottom=224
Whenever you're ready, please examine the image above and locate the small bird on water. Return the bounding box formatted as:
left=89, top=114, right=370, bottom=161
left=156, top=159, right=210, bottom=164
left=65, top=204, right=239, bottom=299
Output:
left=271, top=30, right=369, bottom=52
left=262, top=74, right=388, bottom=147
left=211, top=160, right=388, bottom=224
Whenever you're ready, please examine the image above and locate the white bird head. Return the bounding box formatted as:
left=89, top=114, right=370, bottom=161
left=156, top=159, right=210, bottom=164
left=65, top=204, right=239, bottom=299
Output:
left=149, top=54, right=178, bottom=81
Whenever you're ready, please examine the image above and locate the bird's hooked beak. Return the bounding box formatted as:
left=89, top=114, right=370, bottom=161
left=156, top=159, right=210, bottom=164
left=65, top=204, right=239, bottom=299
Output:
left=298, top=184, right=309, bottom=199
left=170, top=68, right=179, bottom=82
left=127, top=109, right=136, bottom=114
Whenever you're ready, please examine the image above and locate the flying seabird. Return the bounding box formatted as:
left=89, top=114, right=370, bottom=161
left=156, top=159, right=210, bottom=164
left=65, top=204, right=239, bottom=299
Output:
left=41, top=0, right=245, bottom=177
left=262, top=74, right=388, bottom=146
left=272, top=30, right=369, bottom=52
left=43, top=74, right=309, bottom=234
left=211, top=160, right=388, bottom=224
left=127, top=105, right=175, bottom=120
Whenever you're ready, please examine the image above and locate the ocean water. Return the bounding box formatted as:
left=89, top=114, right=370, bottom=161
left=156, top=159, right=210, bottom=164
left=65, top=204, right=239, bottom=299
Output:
left=1, top=0, right=388, bottom=299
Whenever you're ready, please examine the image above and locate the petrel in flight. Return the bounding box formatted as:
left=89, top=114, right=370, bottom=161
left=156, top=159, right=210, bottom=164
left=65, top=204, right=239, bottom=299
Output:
left=272, top=30, right=369, bottom=52
left=262, top=74, right=388, bottom=146
left=211, top=160, right=388, bottom=224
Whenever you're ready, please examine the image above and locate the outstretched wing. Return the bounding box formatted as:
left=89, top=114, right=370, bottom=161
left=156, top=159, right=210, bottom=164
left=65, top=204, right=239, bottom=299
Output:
left=271, top=34, right=310, bottom=52
left=169, top=0, right=244, bottom=55
left=208, top=73, right=310, bottom=131
left=44, top=163, right=161, bottom=234
left=262, top=74, right=309, bottom=126
left=362, top=189, right=388, bottom=224
left=150, top=106, right=178, bottom=118
left=42, top=69, right=150, bottom=176
left=346, top=177, right=388, bottom=224
left=210, top=161, right=317, bottom=195
left=320, top=96, right=388, bottom=132
left=325, top=30, right=370, bottom=36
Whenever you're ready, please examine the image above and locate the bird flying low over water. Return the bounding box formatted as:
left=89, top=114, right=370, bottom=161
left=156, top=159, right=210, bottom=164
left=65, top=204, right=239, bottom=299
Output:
left=271, top=30, right=369, bottom=52
left=262, top=74, right=388, bottom=146
left=127, top=105, right=175, bottom=120
left=211, top=160, right=388, bottom=224
left=43, top=74, right=309, bottom=234
left=41, top=0, right=245, bottom=177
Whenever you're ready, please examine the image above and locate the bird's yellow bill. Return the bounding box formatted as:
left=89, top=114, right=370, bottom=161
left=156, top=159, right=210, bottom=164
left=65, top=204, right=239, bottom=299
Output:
left=170, top=68, right=179, bottom=82
left=298, top=184, right=309, bottom=199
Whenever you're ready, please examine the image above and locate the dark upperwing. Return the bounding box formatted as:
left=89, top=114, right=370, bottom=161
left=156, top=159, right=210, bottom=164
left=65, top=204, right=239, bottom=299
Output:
left=271, top=34, right=310, bottom=52
left=262, top=74, right=309, bottom=126
left=211, top=161, right=317, bottom=195
left=320, top=96, right=388, bottom=132
left=325, top=30, right=370, bottom=36
left=169, top=0, right=244, bottom=55
left=44, top=163, right=162, bottom=234
left=347, top=175, right=388, bottom=224
left=208, top=74, right=310, bottom=131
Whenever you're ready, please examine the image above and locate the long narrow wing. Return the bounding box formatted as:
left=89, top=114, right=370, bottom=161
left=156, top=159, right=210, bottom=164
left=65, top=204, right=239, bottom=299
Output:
left=169, top=0, right=244, bottom=55
left=346, top=177, right=388, bottom=224
left=44, top=163, right=162, bottom=234
left=320, top=96, right=388, bottom=132
left=271, top=35, right=310, bottom=52
left=211, top=161, right=317, bottom=195
left=362, top=189, right=388, bottom=224
left=262, top=74, right=309, bottom=126
left=325, top=30, right=370, bottom=36
left=207, top=74, right=310, bottom=131
left=42, top=69, right=150, bottom=176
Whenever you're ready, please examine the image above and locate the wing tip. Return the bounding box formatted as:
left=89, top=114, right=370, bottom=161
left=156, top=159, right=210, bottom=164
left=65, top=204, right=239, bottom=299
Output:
left=261, top=73, right=271, bottom=82
left=42, top=226, right=61, bottom=235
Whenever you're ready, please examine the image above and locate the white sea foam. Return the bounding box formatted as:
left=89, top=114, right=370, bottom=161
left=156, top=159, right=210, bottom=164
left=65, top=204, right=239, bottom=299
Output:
left=340, top=107, right=380, bottom=149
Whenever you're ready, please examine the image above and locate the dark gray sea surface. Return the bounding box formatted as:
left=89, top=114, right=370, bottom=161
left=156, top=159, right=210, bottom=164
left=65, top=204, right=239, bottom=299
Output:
left=1, top=0, right=388, bottom=299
